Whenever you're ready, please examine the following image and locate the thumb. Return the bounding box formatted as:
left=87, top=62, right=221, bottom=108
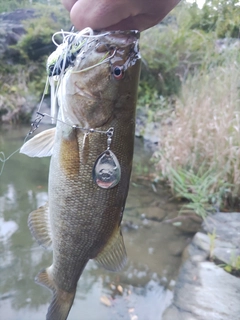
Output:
left=70, top=0, right=133, bottom=31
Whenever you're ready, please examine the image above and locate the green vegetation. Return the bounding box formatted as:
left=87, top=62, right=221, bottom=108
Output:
left=0, top=0, right=26, bottom=13
left=0, top=0, right=58, bottom=13
left=207, top=230, right=240, bottom=276
left=222, top=254, right=240, bottom=275
left=139, top=1, right=240, bottom=216
left=165, top=168, right=228, bottom=219
left=139, top=0, right=240, bottom=105
left=155, top=50, right=240, bottom=216
left=0, top=0, right=70, bottom=122
left=208, top=229, right=217, bottom=261
left=189, top=0, right=240, bottom=38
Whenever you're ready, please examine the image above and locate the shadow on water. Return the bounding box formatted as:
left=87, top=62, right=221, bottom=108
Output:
left=0, top=125, right=189, bottom=320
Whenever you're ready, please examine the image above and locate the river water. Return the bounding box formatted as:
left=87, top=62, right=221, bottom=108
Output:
left=0, top=125, right=189, bottom=320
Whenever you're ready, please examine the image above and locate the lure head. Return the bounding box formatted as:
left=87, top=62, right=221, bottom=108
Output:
left=47, top=39, right=87, bottom=77
left=57, top=30, right=141, bottom=128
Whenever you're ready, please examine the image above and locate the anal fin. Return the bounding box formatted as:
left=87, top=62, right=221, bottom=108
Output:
left=95, top=227, right=127, bottom=272
left=36, top=267, right=76, bottom=320
left=28, top=203, right=52, bottom=249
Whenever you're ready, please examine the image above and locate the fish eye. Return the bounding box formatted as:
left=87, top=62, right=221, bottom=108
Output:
left=113, top=66, right=124, bottom=80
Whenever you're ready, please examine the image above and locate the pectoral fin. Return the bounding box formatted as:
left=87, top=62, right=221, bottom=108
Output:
left=20, top=127, right=56, bottom=157
left=28, top=203, right=52, bottom=249
left=95, top=227, right=127, bottom=272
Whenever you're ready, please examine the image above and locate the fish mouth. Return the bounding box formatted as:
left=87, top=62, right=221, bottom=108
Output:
left=64, top=29, right=140, bottom=75
left=94, top=30, right=140, bottom=43
left=47, top=29, right=140, bottom=77
left=92, top=30, right=140, bottom=70
left=94, top=30, right=140, bottom=55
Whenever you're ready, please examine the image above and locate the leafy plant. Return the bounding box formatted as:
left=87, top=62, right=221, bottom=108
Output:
left=156, top=46, right=240, bottom=212
left=0, top=1, right=70, bottom=122
left=188, top=0, right=240, bottom=38
left=165, top=166, right=230, bottom=218
left=220, top=252, right=240, bottom=275
left=208, top=229, right=217, bottom=260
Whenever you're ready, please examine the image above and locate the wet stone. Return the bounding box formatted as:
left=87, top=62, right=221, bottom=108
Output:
left=203, top=212, right=240, bottom=247
left=167, top=240, right=187, bottom=257
left=140, top=206, right=167, bottom=222
left=192, top=232, right=210, bottom=252
left=163, top=260, right=240, bottom=320
left=212, top=240, right=238, bottom=265
left=203, top=212, right=240, bottom=266
left=121, top=220, right=139, bottom=232
left=181, top=233, right=210, bottom=263
left=174, top=214, right=203, bottom=233
left=164, top=212, right=240, bottom=320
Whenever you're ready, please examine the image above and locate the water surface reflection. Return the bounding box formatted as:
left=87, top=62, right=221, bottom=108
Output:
left=0, top=125, right=187, bottom=320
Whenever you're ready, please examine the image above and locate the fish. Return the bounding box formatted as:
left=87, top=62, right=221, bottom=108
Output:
left=20, top=29, right=141, bottom=320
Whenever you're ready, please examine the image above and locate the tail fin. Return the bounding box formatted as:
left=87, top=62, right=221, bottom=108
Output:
left=46, top=288, right=76, bottom=320
left=36, top=268, right=76, bottom=320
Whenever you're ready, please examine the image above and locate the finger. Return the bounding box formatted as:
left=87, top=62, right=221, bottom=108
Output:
left=62, top=0, right=77, bottom=11
left=103, top=14, right=161, bottom=32
left=70, top=0, right=133, bottom=31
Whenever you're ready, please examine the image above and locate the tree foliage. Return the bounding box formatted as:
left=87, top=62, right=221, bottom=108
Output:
left=138, top=0, right=240, bottom=107
left=0, top=0, right=60, bottom=13
left=188, top=0, right=240, bottom=37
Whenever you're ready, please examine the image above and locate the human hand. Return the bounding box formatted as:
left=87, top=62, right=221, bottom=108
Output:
left=62, top=0, right=181, bottom=32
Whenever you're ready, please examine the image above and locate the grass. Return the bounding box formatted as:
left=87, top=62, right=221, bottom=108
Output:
left=155, top=48, right=240, bottom=216
left=166, top=167, right=227, bottom=218
left=222, top=254, right=240, bottom=276
left=208, top=229, right=217, bottom=260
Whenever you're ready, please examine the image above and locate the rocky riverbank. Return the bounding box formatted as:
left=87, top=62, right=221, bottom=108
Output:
left=0, top=9, right=36, bottom=123
left=163, top=212, right=240, bottom=320
left=0, top=7, right=68, bottom=123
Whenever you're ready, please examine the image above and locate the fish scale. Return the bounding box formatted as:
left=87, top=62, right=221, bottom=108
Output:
left=20, top=29, right=141, bottom=320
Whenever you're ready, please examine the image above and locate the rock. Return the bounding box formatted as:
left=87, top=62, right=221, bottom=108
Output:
left=167, top=240, right=186, bottom=257
left=203, top=212, right=240, bottom=247
left=167, top=214, right=202, bottom=233
left=135, top=109, right=161, bottom=143
left=181, top=232, right=210, bottom=263
left=163, top=213, right=240, bottom=320
left=141, top=121, right=161, bottom=144
left=0, top=9, right=38, bottom=124
left=163, top=260, right=240, bottom=320
left=0, top=8, right=59, bottom=123
left=203, top=212, right=240, bottom=267
left=192, top=232, right=211, bottom=253
left=140, top=206, right=167, bottom=222
left=0, top=9, right=36, bottom=61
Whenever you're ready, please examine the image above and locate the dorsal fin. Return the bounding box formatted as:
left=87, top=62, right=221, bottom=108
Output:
left=28, top=203, right=52, bottom=249
left=20, top=127, right=56, bottom=157
left=95, top=227, right=127, bottom=272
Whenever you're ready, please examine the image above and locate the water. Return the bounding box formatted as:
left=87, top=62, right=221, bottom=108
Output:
left=0, top=125, right=188, bottom=320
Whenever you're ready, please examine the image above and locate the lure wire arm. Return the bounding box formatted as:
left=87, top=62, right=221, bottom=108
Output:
left=29, top=112, right=45, bottom=135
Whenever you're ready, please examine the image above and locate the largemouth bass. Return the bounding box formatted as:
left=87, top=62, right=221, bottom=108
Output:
left=20, top=29, right=141, bottom=320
